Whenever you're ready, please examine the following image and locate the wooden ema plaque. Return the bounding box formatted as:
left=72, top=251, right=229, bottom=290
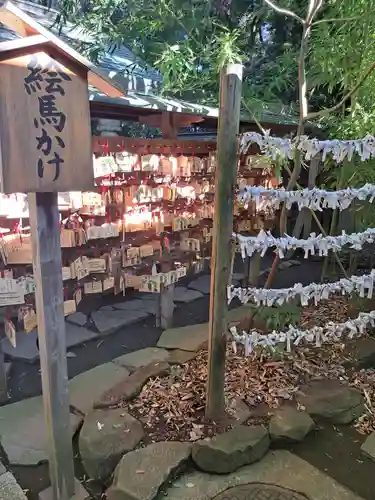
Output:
left=0, top=52, right=94, bottom=193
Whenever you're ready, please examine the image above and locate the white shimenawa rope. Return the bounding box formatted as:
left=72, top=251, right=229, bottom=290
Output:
left=234, top=228, right=375, bottom=259
left=229, top=309, right=375, bottom=354
left=228, top=270, right=375, bottom=307
left=238, top=184, right=375, bottom=212
left=240, top=132, right=375, bottom=163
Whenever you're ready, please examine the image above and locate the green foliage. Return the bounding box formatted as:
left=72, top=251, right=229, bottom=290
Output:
left=248, top=303, right=301, bottom=331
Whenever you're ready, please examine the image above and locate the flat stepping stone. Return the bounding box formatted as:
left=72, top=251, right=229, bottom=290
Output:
left=298, top=379, right=364, bottom=424
left=66, top=312, right=88, bottom=327
left=80, top=408, right=144, bottom=481
left=174, top=287, right=203, bottom=303
left=69, top=363, right=129, bottom=415
left=113, top=300, right=149, bottom=311
left=269, top=407, right=314, bottom=443
left=113, top=300, right=158, bottom=315
left=1, top=330, right=39, bottom=363
left=0, top=472, right=28, bottom=500
left=107, top=442, right=191, bottom=500
left=192, top=425, right=269, bottom=474
left=227, top=397, right=251, bottom=426
left=95, top=362, right=170, bottom=408
left=188, top=275, right=211, bottom=294
left=65, top=322, right=98, bottom=349
left=91, top=310, right=150, bottom=335
left=167, top=350, right=197, bottom=365
left=0, top=396, right=81, bottom=465
left=113, top=348, right=170, bottom=370
left=157, top=323, right=208, bottom=352
left=361, top=431, right=375, bottom=460
left=166, top=450, right=362, bottom=500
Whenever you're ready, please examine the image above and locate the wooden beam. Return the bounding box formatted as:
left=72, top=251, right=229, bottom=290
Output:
left=0, top=340, right=8, bottom=403
left=28, top=192, right=75, bottom=500
left=92, top=136, right=216, bottom=155
left=205, top=64, right=242, bottom=420
left=0, top=34, right=49, bottom=61
left=0, top=1, right=126, bottom=98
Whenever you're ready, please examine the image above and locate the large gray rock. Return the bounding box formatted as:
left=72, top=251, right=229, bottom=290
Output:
left=298, top=380, right=364, bottom=424
left=361, top=432, right=375, bottom=460
left=269, top=407, right=314, bottom=443
left=107, top=442, right=191, bottom=500
left=192, top=425, right=270, bottom=474
left=346, top=338, right=375, bottom=369
left=173, top=287, right=203, bottom=303
left=188, top=276, right=211, bottom=294
left=80, top=409, right=144, bottom=481
left=0, top=461, right=5, bottom=475
left=66, top=312, right=88, bottom=327
left=113, top=348, right=170, bottom=370
left=91, top=310, right=150, bottom=335
left=0, top=396, right=80, bottom=465
left=95, top=362, right=170, bottom=408
left=69, top=363, right=129, bottom=414
left=167, top=350, right=197, bottom=366
left=65, top=322, right=98, bottom=348
left=157, top=323, right=208, bottom=352
left=0, top=472, right=28, bottom=500
left=1, top=330, right=39, bottom=363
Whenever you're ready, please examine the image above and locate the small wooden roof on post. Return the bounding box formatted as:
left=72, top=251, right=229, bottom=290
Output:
left=0, top=4, right=127, bottom=500
left=0, top=0, right=127, bottom=98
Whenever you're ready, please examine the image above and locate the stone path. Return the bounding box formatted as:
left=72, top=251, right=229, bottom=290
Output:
left=0, top=395, right=81, bottom=466
left=166, top=450, right=363, bottom=500
left=212, top=484, right=308, bottom=500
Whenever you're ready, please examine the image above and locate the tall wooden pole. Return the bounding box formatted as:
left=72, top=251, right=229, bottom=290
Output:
left=28, top=192, right=75, bottom=500
left=206, top=64, right=243, bottom=419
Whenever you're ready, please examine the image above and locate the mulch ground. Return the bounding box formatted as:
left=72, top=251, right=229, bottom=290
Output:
left=119, top=295, right=375, bottom=443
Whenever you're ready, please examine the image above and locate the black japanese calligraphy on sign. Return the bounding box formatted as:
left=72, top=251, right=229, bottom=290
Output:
left=23, top=55, right=71, bottom=181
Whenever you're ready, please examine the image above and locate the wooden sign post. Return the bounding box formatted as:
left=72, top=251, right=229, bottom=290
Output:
left=0, top=52, right=93, bottom=500
left=205, top=64, right=242, bottom=420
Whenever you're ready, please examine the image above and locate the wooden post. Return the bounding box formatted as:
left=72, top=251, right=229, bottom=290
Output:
left=206, top=64, right=242, bottom=420
left=0, top=340, right=7, bottom=403
left=156, top=232, right=174, bottom=329
left=28, top=192, right=75, bottom=500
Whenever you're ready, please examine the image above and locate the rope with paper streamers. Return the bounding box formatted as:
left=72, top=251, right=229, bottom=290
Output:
left=240, top=132, right=375, bottom=163
left=238, top=184, right=375, bottom=212
left=228, top=270, right=375, bottom=308
left=229, top=309, right=375, bottom=355
left=234, top=228, right=375, bottom=259
left=230, top=132, right=375, bottom=354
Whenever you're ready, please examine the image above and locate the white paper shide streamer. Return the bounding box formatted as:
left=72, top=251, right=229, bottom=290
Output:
left=241, top=132, right=375, bottom=163
left=230, top=309, right=375, bottom=355
left=228, top=270, right=375, bottom=307
left=234, top=228, right=375, bottom=259
left=238, top=184, right=375, bottom=212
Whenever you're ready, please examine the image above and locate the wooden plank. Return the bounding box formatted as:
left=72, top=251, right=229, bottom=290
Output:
left=156, top=232, right=174, bottom=329
left=0, top=52, right=94, bottom=193
left=0, top=340, right=8, bottom=403
left=28, top=191, right=75, bottom=500
left=0, top=34, right=48, bottom=60
left=92, top=136, right=217, bottom=155
left=0, top=1, right=126, bottom=98
left=205, top=64, right=242, bottom=420
left=248, top=253, right=261, bottom=286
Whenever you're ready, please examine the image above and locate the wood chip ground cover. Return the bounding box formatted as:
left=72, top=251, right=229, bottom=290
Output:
left=115, top=297, right=375, bottom=442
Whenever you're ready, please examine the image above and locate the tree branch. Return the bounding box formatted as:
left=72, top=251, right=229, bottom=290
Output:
left=263, top=0, right=304, bottom=24
left=307, top=60, right=375, bottom=119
